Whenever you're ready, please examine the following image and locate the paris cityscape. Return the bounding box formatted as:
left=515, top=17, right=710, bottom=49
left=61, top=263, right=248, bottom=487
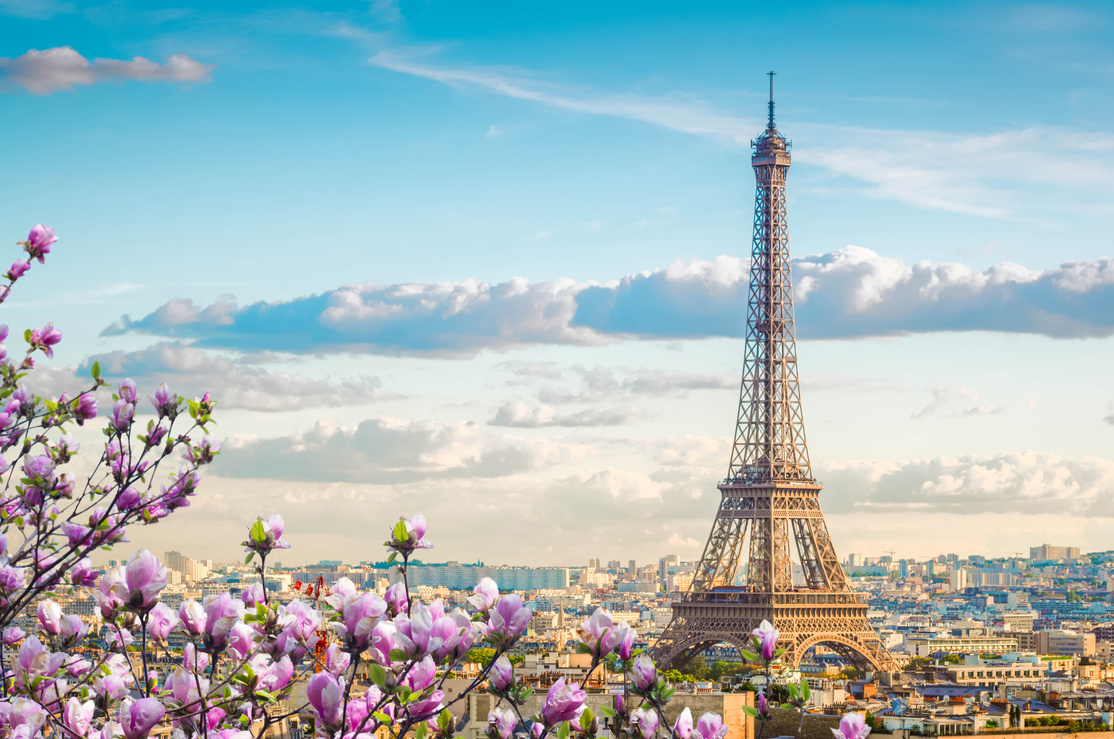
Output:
left=2, top=2, right=1113, bottom=739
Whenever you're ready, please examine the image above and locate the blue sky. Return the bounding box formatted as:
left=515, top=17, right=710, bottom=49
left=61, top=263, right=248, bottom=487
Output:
left=1, top=0, right=1112, bottom=566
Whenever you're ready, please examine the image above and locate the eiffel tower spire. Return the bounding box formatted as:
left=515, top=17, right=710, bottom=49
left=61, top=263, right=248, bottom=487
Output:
left=651, top=74, right=897, bottom=675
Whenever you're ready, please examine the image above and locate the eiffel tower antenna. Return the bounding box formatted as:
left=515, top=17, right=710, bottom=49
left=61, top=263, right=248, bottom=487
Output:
left=767, top=70, right=776, bottom=129
left=651, top=74, right=897, bottom=675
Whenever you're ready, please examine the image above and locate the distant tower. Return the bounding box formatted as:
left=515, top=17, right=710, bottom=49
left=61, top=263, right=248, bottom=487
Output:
left=651, top=73, right=897, bottom=673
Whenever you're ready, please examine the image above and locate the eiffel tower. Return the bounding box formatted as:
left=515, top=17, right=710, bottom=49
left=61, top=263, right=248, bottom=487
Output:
left=651, top=73, right=897, bottom=674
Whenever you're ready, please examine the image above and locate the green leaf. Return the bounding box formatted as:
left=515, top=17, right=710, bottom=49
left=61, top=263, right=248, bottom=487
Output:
left=389, top=649, right=411, bottom=662
left=576, top=642, right=592, bottom=654
left=775, top=647, right=787, bottom=657
left=438, top=708, right=453, bottom=731
left=580, top=709, right=594, bottom=730
left=368, top=663, right=388, bottom=689
left=741, top=706, right=761, bottom=718
left=599, top=707, right=618, bottom=719
left=741, top=649, right=760, bottom=663
left=91, top=361, right=101, bottom=380
left=557, top=722, right=571, bottom=739
left=387, top=552, right=397, bottom=564
left=801, top=679, right=810, bottom=700
left=392, top=519, right=409, bottom=543
left=416, top=722, right=428, bottom=739
left=250, top=519, right=267, bottom=543
left=373, top=712, right=392, bottom=725
left=23, top=328, right=32, bottom=344
left=245, top=553, right=254, bottom=564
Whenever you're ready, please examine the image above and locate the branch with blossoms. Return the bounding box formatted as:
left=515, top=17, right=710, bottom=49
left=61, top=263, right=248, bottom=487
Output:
left=0, top=226, right=739, bottom=739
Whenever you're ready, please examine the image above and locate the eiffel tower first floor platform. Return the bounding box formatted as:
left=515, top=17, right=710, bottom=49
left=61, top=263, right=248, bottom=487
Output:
left=651, top=590, right=898, bottom=674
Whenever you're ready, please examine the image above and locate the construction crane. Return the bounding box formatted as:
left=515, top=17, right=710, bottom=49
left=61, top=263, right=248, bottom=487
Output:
left=293, top=576, right=333, bottom=672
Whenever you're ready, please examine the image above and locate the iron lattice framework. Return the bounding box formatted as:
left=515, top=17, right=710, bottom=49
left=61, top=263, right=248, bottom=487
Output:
left=652, top=74, right=897, bottom=674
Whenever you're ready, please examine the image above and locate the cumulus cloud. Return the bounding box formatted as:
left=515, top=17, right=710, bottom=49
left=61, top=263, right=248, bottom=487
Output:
left=214, top=417, right=586, bottom=483
left=489, top=401, right=636, bottom=428
left=33, top=341, right=394, bottom=412
left=0, top=46, right=214, bottom=94
left=533, top=365, right=734, bottom=404
left=910, top=386, right=1004, bottom=419
left=1105, top=402, right=1114, bottom=425
left=817, top=451, right=1114, bottom=517
left=103, top=247, right=1114, bottom=356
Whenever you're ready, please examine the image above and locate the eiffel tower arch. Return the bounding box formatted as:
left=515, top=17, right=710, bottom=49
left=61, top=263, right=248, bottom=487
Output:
left=651, top=73, right=897, bottom=675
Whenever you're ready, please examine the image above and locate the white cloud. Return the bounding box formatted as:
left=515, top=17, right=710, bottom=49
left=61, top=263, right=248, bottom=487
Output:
left=489, top=402, right=636, bottom=428
left=105, top=247, right=1114, bottom=355
left=0, top=46, right=214, bottom=94
left=31, top=342, right=397, bottom=413
left=910, top=386, right=1005, bottom=419
left=215, top=417, right=587, bottom=483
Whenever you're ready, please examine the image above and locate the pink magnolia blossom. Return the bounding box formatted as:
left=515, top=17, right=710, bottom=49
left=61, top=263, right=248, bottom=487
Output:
left=25, top=224, right=56, bottom=262
left=63, top=697, right=95, bottom=736
left=118, top=697, right=165, bottom=739
left=696, top=713, right=729, bottom=739
left=488, top=708, right=516, bottom=739
left=673, top=707, right=693, bottom=739
left=832, top=712, right=871, bottom=739
left=578, top=607, right=631, bottom=659
left=468, top=576, right=499, bottom=612
left=124, top=550, right=166, bottom=613
left=752, top=619, right=779, bottom=662
left=631, top=707, right=659, bottom=739
left=487, top=593, right=532, bottom=647
left=629, top=653, right=656, bottom=691
left=541, top=678, right=586, bottom=726
left=147, top=603, right=177, bottom=642
left=490, top=654, right=514, bottom=691
left=307, top=671, right=344, bottom=730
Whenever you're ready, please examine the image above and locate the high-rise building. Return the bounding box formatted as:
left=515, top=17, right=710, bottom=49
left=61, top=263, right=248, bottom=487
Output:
left=588, top=558, right=601, bottom=571
left=1030, top=544, right=1081, bottom=561
left=951, top=568, right=968, bottom=592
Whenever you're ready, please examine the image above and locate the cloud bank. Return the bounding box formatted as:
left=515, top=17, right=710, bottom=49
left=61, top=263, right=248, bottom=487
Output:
left=104, top=247, right=1114, bottom=357
left=0, top=46, right=213, bottom=94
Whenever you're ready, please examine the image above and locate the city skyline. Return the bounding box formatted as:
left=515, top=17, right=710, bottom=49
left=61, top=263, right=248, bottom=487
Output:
left=2, top=0, right=1113, bottom=566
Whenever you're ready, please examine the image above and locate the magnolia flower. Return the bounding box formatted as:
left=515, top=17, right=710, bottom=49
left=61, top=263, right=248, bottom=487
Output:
left=752, top=619, right=779, bottom=662
left=64, top=697, right=95, bottom=736
left=488, top=708, right=516, bottom=739
left=384, top=581, right=409, bottom=615
left=146, top=603, right=177, bottom=642
left=70, top=558, right=98, bottom=587
left=243, top=514, right=291, bottom=555
left=578, top=607, right=632, bottom=659
left=490, top=654, right=514, bottom=691
left=36, top=600, right=63, bottom=635
left=468, top=577, right=499, bottom=612
left=696, top=713, right=729, bottom=739
left=630, top=653, right=656, bottom=691
left=630, top=707, right=659, bottom=739
left=25, top=224, right=56, bottom=262
left=241, top=583, right=265, bottom=608
left=832, top=712, right=871, bottom=739
left=118, top=698, right=165, bottom=739
left=389, top=513, right=434, bottom=555
left=202, top=592, right=239, bottom=652
left=124, top=550, right=166, bottom=613
left=673, top=707, right=694, bottom=739
left=307, top=671, right=343, bottom=730
left=541, top=678, right=586, bottom=726
left=488, top=593, right=532, bottom=647
left=335, top=591, right=386, bottom=653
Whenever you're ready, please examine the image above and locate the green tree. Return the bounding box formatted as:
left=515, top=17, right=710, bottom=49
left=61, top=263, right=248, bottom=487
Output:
left=682, top=654, right=710, bottom=680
